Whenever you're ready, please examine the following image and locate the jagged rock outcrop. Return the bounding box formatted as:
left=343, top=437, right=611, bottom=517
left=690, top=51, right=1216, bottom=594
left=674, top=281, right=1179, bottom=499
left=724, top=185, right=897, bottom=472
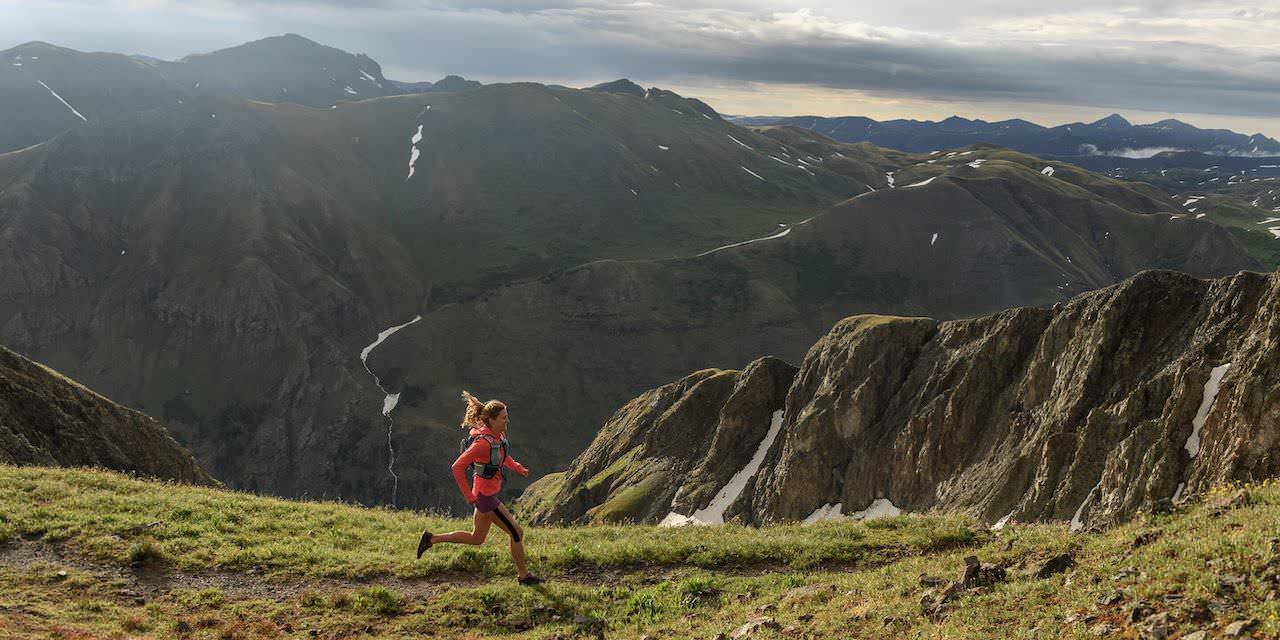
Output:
left=524, top=357, right=794, bottom=524
left=526, top=269, right=1280, bottom=530
left=0, top=345, right=213, bottom=484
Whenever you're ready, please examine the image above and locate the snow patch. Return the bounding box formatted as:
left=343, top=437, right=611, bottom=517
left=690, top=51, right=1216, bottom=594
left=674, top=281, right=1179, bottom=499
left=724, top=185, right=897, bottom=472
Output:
left=658, top=145, right=669, bottom=151
left=930, top=232, right=939, bottom=246
left=659, top=410, right=786, bottom=527
left=1185, top=363, right=1230, bottom=458
left=849, top=498, right=902, bottom=520
left=992, top=512, right=1014, bottom=531
left=727, top=134, right=753, bottom=151
left=360, top=315, right=424, bottom=507
left=37, top=80, right=88, bottom=122
left=358, top=70, right=382, bottom=87
left=803, top=503, right=844, bottom=524
left=382, top=393, right=402, bottom=416
left=886, top=172, right=896, bottom=188
left=741, top=166, right=766, bottom=181
left=906, top=177, right=936, bottom=188
left=1070, top=479, right=1104, bottom=533
left=343, top=85, right=358, bottom=95
left=803, top=498, right=903, bottom=524
left=1041, top=166, right=1055, bottom=176
left=406, top=124, right=423, bottom=180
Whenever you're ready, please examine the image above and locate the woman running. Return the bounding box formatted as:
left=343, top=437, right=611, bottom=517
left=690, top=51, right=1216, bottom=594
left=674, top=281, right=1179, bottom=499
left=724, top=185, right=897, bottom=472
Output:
left=416, top=391, right=543, bottom=585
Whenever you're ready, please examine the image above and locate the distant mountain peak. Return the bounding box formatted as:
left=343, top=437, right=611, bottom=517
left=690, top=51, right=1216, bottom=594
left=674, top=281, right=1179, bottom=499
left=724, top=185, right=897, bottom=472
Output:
left=252, top=33, right=325, bottom=49
left=728, top=112, right=1271, bottom=157
left=179, top=33, right=340, bottom=63
left=430, top=75, right=481, bottom=92
left=994, top=118, right=1044, bottom=128
left=1091, top=113, right=1132, bottom=128
left=5, top=41, right=78, bottom=56
left=587, top=79, right=645, bottom=97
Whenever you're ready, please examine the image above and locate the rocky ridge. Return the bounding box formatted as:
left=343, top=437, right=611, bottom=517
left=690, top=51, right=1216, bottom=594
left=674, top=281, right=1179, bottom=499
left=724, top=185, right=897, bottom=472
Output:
left=524, top=269, right=1280, bottom=530
left=0, top=345, right=212, bottom=484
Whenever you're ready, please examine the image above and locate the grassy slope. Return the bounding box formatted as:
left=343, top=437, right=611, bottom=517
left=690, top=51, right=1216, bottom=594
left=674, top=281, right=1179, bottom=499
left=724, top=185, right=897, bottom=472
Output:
left=5, top=466, right=1280, bottom=639
left=1180, top=195, right=1280, bottom=269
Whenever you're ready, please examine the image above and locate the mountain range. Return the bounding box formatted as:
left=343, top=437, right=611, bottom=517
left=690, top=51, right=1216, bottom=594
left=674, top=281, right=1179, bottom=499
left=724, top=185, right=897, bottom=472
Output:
left=732, top=114, right=1280, bottom=158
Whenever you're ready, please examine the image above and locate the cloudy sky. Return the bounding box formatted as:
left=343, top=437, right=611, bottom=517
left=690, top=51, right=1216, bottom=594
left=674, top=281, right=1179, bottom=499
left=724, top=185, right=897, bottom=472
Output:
left=5, top=0, right=1280, bottom=136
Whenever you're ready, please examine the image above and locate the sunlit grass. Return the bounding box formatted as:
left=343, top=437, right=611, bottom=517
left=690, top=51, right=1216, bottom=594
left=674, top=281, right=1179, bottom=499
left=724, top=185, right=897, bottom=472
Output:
left=6, top=466, right=1280, bottom=639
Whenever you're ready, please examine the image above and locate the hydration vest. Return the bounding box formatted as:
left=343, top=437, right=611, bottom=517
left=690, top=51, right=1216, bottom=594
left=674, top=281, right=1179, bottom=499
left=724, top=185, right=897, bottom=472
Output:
left=460, top=433, right=508, bottom=480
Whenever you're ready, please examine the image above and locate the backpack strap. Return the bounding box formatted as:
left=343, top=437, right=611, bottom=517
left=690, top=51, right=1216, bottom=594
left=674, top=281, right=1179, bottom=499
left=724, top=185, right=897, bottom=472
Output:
left=470, top=434, right=507, bottom=480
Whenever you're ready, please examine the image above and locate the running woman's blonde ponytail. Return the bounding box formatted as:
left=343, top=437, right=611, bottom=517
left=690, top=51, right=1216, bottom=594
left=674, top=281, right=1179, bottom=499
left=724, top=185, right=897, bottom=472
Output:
left=461, top=390, right=506, bottom=428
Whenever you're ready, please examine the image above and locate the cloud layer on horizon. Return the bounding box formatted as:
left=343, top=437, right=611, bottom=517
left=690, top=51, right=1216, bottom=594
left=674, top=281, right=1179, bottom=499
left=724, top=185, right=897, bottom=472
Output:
left=4, top=0, right=1280, bottom=133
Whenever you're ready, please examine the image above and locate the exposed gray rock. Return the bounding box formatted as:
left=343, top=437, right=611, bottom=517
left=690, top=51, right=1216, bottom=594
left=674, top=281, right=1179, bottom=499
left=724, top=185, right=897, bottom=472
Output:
left=1036, top=554, right=1077, bottom=579
left=729, top=617, right=779, bottom=639
left=750, top=269, right=1280, bottom=528
left=528, top=269, right=1280, bottom=529
left=524, top=357, right=794, bottom=524
left=1223, top=619, right=1257, bottom=637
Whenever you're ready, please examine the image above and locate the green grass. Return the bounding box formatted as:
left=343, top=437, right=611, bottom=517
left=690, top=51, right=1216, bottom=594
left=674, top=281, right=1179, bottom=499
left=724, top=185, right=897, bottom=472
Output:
left=0, top=465, right=977, bottom=580
left=1184, top=195, right=1280, bottom=269
left=7, top=466, right=1280, bottom=639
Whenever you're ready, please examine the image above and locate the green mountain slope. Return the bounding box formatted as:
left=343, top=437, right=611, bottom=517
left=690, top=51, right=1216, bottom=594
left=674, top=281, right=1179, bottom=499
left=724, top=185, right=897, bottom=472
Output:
left=0, top=41, right=177, bottom=154
left=0, top=347, right=211, bottom=484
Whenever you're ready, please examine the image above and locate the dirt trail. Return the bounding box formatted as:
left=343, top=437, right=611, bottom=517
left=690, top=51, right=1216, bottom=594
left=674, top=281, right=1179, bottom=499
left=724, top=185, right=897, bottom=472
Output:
left=0, top=541, right=484, bottom=602
left=0, top=539, right=929, bottom=605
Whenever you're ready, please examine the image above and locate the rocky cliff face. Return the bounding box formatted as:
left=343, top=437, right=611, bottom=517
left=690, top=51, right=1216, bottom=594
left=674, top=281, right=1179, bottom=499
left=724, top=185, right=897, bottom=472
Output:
left=525, top=269, right=1280, bottom=530
left=0, top=345, right=213, bottom=484
left=523, top=358, right=794, bottom=524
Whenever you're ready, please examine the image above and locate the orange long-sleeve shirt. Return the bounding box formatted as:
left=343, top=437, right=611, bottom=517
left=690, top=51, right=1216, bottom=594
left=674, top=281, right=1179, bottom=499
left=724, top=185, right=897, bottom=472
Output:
left=451, top=427, right=527, bottom=503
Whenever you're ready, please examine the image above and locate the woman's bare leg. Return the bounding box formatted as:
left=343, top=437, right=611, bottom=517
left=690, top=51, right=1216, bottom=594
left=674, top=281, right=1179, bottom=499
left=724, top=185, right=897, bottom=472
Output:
left=431, top=510, right=493, bottom=545
left=491, top=504, right=528, bottom=577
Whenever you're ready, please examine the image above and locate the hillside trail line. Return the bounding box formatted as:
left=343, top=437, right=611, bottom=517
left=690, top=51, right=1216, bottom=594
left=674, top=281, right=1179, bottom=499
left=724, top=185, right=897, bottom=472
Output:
left=0, top=540, right=927, bottom=603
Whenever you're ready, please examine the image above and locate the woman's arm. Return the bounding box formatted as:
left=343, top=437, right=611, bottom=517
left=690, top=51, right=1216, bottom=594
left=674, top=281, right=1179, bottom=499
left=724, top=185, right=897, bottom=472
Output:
left=502, top=455, right=529, bottom=477
left=451, top=441, right=489, bottom=503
